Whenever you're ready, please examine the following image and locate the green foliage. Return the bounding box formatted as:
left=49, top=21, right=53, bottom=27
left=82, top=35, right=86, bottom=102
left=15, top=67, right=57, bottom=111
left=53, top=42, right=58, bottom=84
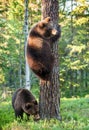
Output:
left=0, top=0, right=41, bottom=88
left=0, top=97, right=89, bottom=130
left=59, top=0, right=89, bottom=97
left=0, top=0, right=89, bottom=97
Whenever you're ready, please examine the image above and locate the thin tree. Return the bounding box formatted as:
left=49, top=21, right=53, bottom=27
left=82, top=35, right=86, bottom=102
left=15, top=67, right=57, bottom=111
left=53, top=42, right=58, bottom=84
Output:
left=39, top=0, right=61, bottom=120
left=19, top=33, right=22, bottom=88
left=24, top=0, right=31, bottom=90
left=69, top=0, right=74, bottom=96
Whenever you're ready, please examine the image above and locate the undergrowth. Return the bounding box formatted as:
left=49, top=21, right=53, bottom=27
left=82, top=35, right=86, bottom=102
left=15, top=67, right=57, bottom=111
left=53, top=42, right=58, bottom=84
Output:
left=0, top=96, right=89, bottom=130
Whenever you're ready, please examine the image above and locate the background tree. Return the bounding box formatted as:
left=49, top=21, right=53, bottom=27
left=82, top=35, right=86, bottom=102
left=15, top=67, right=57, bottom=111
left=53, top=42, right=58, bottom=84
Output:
left=39, top=0, right=61, bottom=120
left=24, top=0, right=31, bottom=90
left=59, top=0, right=89, bottom=97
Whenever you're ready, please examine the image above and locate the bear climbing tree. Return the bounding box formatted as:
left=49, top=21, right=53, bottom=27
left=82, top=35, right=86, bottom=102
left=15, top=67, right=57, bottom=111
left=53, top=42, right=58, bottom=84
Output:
left=27, top=17, right=60, bottom=82
left=39, top=0, right=61, bottom=120
left=26, top=0, right=61, bottom=120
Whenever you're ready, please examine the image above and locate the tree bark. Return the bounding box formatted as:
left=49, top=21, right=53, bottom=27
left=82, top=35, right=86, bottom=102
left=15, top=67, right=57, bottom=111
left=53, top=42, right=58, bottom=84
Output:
left=39, top=0, right=61, bottom=120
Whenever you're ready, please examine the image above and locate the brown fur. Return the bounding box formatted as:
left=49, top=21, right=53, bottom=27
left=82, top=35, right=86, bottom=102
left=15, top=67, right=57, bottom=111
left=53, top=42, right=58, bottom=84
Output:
left=28, top=37, right=43, bottom=48
left=27, top=17, right=61, bottom=80
left=12, top=88, right=40, bottom=120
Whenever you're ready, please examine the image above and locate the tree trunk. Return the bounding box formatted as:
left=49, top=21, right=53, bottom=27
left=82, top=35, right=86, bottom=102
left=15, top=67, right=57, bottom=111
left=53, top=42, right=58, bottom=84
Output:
left=39, top=0, right=61, bottom=120
left=69, top=0, right=74, bottom=97
left=24, top=0, right=31, bottom=90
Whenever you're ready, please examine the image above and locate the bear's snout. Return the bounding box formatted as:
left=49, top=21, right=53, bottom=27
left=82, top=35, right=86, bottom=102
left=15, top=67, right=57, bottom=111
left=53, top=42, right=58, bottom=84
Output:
left=52, top=29, right=57, bottom=35
left=34, top=114, right=40, bottom=121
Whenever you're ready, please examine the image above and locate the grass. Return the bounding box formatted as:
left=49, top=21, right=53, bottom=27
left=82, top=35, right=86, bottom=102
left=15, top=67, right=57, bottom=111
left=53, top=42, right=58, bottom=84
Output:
left=0, top=96, right=89, bottom=130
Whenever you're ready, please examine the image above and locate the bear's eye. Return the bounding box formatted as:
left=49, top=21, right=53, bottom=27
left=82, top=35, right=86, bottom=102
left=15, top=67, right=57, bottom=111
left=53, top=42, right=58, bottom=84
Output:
left=42, top=23, right=46, bottom=28
left=25, top=104, right=32, bottom=109
left=48, top=18, right=50, bottom=22
left=32, top=100, right=38, bottom=105
left=27, top=105, right=33, bottom=109
left=34, top=101, right=38, bottom=105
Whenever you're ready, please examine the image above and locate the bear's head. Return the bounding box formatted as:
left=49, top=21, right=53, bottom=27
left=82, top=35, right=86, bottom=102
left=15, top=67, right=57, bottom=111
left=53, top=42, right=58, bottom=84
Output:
left=24, top=100, right=40, bottom=120
left=35, top=17, right=58, bottom=39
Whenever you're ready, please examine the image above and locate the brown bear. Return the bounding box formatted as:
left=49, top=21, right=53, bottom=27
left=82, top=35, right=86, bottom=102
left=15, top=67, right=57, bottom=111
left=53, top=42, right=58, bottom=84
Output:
left=12, top=88, right=40, bottom=120
left=26, top=17, right=61, bottom=81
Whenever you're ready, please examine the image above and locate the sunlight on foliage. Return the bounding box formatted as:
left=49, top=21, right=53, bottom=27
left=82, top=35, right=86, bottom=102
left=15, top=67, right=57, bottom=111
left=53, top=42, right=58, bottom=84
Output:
left=67, top=44, right=86, bottom=55
left=0, top=69, right=5, bottom=84
left=75, top=17, right=89, bottom=26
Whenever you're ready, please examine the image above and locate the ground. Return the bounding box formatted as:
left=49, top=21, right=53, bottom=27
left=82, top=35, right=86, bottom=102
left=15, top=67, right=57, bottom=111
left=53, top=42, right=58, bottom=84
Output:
left=0, top=94, right=89, bottom=130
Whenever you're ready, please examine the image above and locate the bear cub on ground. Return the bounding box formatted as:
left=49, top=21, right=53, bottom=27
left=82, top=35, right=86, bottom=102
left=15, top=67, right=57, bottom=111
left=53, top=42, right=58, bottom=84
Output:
left=12, top=88, right=40, bottom=120
left=27, top=17, right=61, bottom=81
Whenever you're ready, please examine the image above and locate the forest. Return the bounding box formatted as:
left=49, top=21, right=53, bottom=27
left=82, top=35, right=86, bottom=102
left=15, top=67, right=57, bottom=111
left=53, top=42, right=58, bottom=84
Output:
left=0, top=0, right=89, bottom=130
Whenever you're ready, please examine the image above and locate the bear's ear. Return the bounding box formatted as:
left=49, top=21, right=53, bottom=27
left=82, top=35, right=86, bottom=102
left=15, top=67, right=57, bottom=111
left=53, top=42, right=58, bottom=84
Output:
left=44, top=17, right=51, bottom=23
left=25, top=103, right=32, bottom=109
left=32, top=100, right=38, bottom=105
left=39, top=22, right=46, bottom=28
